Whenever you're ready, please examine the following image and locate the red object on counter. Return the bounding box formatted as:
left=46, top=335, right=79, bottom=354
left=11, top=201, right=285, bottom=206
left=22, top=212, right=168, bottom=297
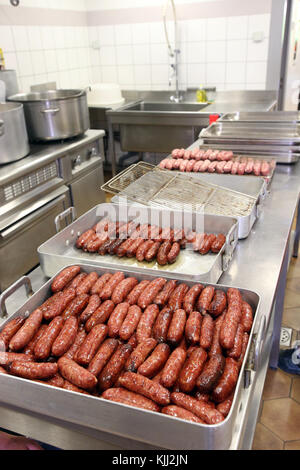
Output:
left=209, top=114, right=220, bottom=125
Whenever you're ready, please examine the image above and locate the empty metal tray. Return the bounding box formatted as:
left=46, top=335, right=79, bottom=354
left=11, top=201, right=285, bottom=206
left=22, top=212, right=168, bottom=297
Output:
left=219, top=111, right=300, bottom=123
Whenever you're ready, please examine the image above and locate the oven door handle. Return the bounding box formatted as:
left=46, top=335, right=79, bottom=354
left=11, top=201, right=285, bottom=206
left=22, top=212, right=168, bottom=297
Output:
left=55, top=206, right=77, bottom=233
left=0, top=276, right=33, bottom=319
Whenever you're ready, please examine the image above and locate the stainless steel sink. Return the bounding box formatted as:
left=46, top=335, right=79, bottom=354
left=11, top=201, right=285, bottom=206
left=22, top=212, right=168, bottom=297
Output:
left=118, top=101, right=208, bottom=113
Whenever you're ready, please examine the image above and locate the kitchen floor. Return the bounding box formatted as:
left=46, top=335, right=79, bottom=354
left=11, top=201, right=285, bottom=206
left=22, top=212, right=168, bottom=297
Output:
left=252, top=251, right=300, bottom=450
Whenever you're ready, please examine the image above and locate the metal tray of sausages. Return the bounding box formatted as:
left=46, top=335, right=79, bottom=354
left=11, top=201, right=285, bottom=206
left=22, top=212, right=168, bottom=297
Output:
left=38, top=203, right=239, bottom=284
left=0, top=263, right=263, bottom=450
left=218, top=111, right=300, bottom=124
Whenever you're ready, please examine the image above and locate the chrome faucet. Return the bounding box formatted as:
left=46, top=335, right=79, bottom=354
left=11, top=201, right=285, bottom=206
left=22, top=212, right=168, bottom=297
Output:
left=163, top=0, right=182, bottom=103
left=169, top=49, right=182, bottom=103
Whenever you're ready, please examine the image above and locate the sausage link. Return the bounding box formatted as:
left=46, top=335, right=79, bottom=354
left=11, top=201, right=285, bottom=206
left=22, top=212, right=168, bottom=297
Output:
left=136, top=240, right=155, bottom=262
left=136, top=304, right=159, bottom=343
left=107, top=303, right=130, bottom=338
left=68, top=273, right=88, bottom=290
left=197, top=286, right=215, bottom=313
left=23, top=324, right=48, bottom=356
left=211, top=234, right=226, bottom=253
left=52, top=316, right=79, bottom=357
left=43, top=288, right=76, bottom=320
left=193, top=233, right=206, bottom=251
left=63, top=329, right=87, bottom=360
left=76, top=230, right=95, bottom=249
left=208, top=290, right=227, bottom=317
left=185, top=311, right=202, bottom=345
left=211, top=357, right=239, bottom=403
left=167, top=242, right=181, bottom=264
left=157, top=241, right=172, bottom=266
left=34, top=316, right=64, bottom=360
left=209, top=313, right=225, bottom=357
left=76, top=324, right=108, bottom=365
left=0, top=352, right=34, bottom=366
left=219, top=289, right=243, bottom=350
left=145, top=241, right=161, bottom=262
left=178, top=347, right=207, bottom=393
left=0, top=317, right=25, bottom=351
left=63, top=380, right=91, bottom=395
left=126, top=280, right=150, bottom=305
left=119, top=305, right=142, bottom=341
left=199, top=234, right=217, bottom=255
left=116, top=238, right=136, bottom=258
left=240, top=301, right=253, bottom=333
left=160, top=227, right=174, bottom=241
left=79, top=294, right=101, bottom=324
left=127, top=333, right=138, bottom=350
left=126, top=238, right=146, bottom=258
left=125, top=338, right=158, bottom=372
left=216, top=392, right=234, bottom=417
left=236, top=332, right=249, bottom=370
left=62, top=294, right=89, bottom=321
left=76, top=272, right=98, bottom=296
left=196, top=353, right=225, bottom=393
left=161, top=405, right=204, bottom=424
left=227, top=323, right=244, bottom=358
left=90, top=273, right=112, bottom=295
left=160, top=346, right=187, bottom=389
left=8, top=361, right=58, bottom=380
left=111, top=277, right=139, bottom=304
left=168, top=284, right=189, bottom=311
left=85, top=300, right=115, bottom=332
left=58, top=357, right=97, bottom=390
left=171, top=392, right=224, bottom=424
left=137, top=343, right=170, bottom=378
left=183, top=284, right=204, bottom=314
left=51, top=266, right=81, bottom=293
left=98, top=343, right=133, bottom=391
left=86, top=232, right=109, bottom=253
left=138, top=279, right=167, bottom=310
left=102, top=387, right=160, bottom=413
left=98, top=239, right=116, bottom=256
left=9, top=309, right=43, bottom=352
left=88, top=338, right=119, bottom=376
left=118, top=372, right=170, bottom=406
left=167, top=309, right=186, bottom=346
left=152, top=306, right=173, bottom=343
left=154, top=280, right=177, bottom=307
left=100, top=272, right=125, bottom=300
left=199, top=314, right=214, bottom=350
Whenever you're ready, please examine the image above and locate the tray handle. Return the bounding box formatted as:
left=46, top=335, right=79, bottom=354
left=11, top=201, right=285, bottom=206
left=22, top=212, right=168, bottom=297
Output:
left=0, top=276, right=33, bottom=319
left=55, top=207, right=77, bottom=233
left=253, top=314, right=266, bottom=372
left=222, top=222, right=239, bottom=271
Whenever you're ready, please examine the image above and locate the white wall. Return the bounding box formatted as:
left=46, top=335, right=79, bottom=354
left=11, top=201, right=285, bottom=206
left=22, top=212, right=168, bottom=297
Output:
left=283, top=0, right=300, bottom=110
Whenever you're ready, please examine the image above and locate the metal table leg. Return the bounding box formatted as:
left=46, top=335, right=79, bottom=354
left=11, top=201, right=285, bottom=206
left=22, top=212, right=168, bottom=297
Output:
left=293, top=198, right=300, bottom=257
left=108, top=118, right=117, bottom=177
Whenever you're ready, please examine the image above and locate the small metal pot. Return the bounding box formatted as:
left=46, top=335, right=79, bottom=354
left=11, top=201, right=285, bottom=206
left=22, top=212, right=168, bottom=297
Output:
left=0, top=102, right=30, bottom=165
left=0, top=70, right=19, bottom=100
left=8, top=89, right=90, bottom=142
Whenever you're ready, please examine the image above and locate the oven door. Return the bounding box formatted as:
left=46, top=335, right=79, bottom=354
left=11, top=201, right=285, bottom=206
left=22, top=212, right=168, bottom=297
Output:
left=0, top=186, right=70, bottom=293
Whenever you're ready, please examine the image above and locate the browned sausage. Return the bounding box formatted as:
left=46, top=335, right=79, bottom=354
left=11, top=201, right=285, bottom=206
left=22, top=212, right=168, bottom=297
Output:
left=216, top=392, right=234, bottom=417
left=102, top=387, right=160, bottom=413
left=118, top=372, right=170, bottom=406
left=196, top=353, right=225, bottom=393
left=209, top=312, right=225, bottom=357
left=9, top=309, right=43, bottom=352
left=154, top=280, right=177, bottom=307
left=0, top=352, right=34, bottom=366
left=51, top=266, right=81, bottom=293
left=185, top=311, right=202, bottom=345
left=160, top=227, right=174, bottom=241
left=136, top=240, right=155, bottom=262
left=100, top=272, right=125, bottom=300
left=192, top=233, right=206, bottom=251
left=111, top=277, right=139, bottom=304
left=0, top=317, right=25, bottom=351
left=197, top=286, right=215, bottom=313
left=145, top=241, right=161, bottom=262
left=63, top=380, right=90, bottom=395
left=116, top=238, right=137, bottom=258
left=199, top=234, right=217, bottom=255
left=85, top=300, right=115, bottom=332
left=90, top=273, right=112, bottom=295
left=240, top=301, right=253, bottom=333
left=79, top=294, right=101, bottom=324
left=152, top=306, right=173, bottom=343
left=136, top=304, right=159, bottom=343
left=161, top=405, right=204, bottom=424
left=76, top=324, right=108, bottom=366
left=63, top=328, right=87, bottom=360
left=157, top=241, right=172, bottom=266
left=23, top=324, right=48, bottom=356
left=126, top=238, right=146, bottom=258
left=68, top=273, right=88, bottom=290
left=211, top=234, right=226, bottom=253
left=138, top=279, right=167, bottom=310
left=58, top=357, right=97, bottom=390
left=87, top=338, right=119, bottom=376
left=34, top=316, right=64, bottom=360
left=76, top=272, right=98, bottom=296
left=127, top=333, right=138, bottom=350
left=107, top=303, right=130, bottom=338
left=167, top=309, right=186, bottom=346
left=62, top=294, right=89, bottom=321
left=208, top=290, right=227, bottom=317
left=98, top=343, right=133, bottom=391
left=219, top=288, right=243, bottom=350
left=76, top=230, right=95, bottom=249
left=167, top=242, right=181, bottom=264
left=183, top=284, right=203, bottom=314
left=51, top=316, right=78, bottom=357
left=227, top=323, right=244, bottom=358
left=168, top=284, right=189, bottom=311
left=8, top=361, right=58, bottom=380
left=199, top=314, right=214, bottom=350
left=125, top=338, right=158, bottom=372
left=211, top=357, right=239, bottom=403
left=171, top=392, right=224, bottom=424
left=137, top=343, right=170, bottom=378
left=160, top=346, right=187, bottom=389
left=178, top=347, right=207, bottom=393
left=126, top=280, right=150, bottom=305
left=43, top=287, right=76, bottom=320
left=236, top=332, right=249, bottom=370
left=86, top=232, right=109, bottom=253
left=119, top=305, right=142, bottom=341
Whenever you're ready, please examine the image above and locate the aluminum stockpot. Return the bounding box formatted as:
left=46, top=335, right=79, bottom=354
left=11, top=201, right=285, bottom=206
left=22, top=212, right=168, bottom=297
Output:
left=8, top=89, right=90, bottom=142
left=0, top=102, right=30, bottom=164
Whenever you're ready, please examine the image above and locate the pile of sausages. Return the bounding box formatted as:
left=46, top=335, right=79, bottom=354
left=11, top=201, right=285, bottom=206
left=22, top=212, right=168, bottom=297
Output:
left=159, top=148, right=272, bottom=177
left=0, top=266, right=253, bottom=427
left=76, top=218, right=227, bottom=265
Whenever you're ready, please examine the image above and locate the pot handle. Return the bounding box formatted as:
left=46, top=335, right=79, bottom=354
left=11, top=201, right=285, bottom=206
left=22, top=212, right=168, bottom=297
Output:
left=41, top=108, right=60, bottom=115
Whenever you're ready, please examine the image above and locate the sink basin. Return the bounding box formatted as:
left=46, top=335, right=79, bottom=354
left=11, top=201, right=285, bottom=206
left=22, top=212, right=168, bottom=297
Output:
left=119, top=101, right=208, bottom=112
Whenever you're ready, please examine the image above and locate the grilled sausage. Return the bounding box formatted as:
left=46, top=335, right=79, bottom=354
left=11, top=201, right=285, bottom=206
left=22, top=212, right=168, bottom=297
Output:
left=167, top=242, right=181, bottom=264
left=167, top=309, right=186, bottom=346
left=87, top=338, right=119, bottom=377
left=108, top=303, right=130, bottom=338
left=185, top=311, right=202, bottom=345
left=111, top=278, right=139, bottom=304
left=43, top=288, right=76, bottom=320
left=168, top=284, right=189, bottom=311
left=100, top=272, right=125, bottom=300
left=102, top=387, right=160, bottom=413
left=8, top=361, right=58, bottom=380
left=144, top=241, right=161, bottom=262
left=63, top=328, right=87, bottom=360
left=137, top=278, right=167, bottom=310
left=219, top=288, right=243, bottom=350
left=9, top=309, right=43, bottom=352
left=137, top=343, right=170, bottom=378
left=136, top=240, right=155, bottom=262
left=161, top=405, right=204, bottom=424
left=136, top=304, right=159, bottom=343
left=61, top=294, right=89, bottom=321
left=160, top=346, right=187, bottom=389
left=199, top=234, right=217, bottom=255
left=240, top=301, right=253, bottom=333
left=183, top=284, right=204, bottom=314
left=197, top=286, right=215, bottom=313
left=178, top=347, right=207, bottom=393
left=157, top=241, right=172, bottom=266
left=90, top=273, right=112, bottom=295
left=51, top=316, right=79, bottom=357
left=211, top=234, right=226, bottom=253
left=152, top=306, right=173, bottom=343
left=211, top=357, right=239, bottom=403
left=118, top=372, right=170, bottom=406
left=126, top=280, right=150, bottom=305
left=0, top=317, right=25, bottom=351
left=125, top=338, right=158, bottom=372
left=34, top=316, right=64, bottom=360
left=76, top=324, right=108, bottom=366
left=199, top=314, right=214, bottom=350
left=79, top=294, right=101, bottom=324
left=154, top=280, right=177, bottom=307
left=76, top=272, right=98, bottom=296
left=119, top=305, right=142, bottom=341
left=85, top=300, right=115, bottom=332
left=0, top=352, right=34, bottom=367
left=196, top=353, right=225, bottom=393
left=171, top=392, right=224, bottom=425
left=98, top=343, right=133, bottom=391
left=58, top=357, right=97, bottom=390
left=208, top=290, right=227, bottom=317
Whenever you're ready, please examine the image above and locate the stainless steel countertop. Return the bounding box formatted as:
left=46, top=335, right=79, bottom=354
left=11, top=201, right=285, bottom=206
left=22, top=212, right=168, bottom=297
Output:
left=0, top=129, right=105, bottom=186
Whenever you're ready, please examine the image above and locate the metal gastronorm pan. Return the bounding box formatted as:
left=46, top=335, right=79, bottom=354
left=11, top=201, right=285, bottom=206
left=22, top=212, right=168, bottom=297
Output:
left=38, top=203, right=239, bottom=284
left=218, top=111, right=300, bottom=123
left=0, top=263, right=263, bottom=450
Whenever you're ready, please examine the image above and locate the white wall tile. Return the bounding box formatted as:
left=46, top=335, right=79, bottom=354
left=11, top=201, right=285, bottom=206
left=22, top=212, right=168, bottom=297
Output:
left=151, top=64, right=169, bottom=85
left=206, top=17, right=227, bottom=41
left=114, top=24, right=132, bottom=45
left=247, top=38, right=269, bottom=62
left=3, top=52, right=19, bottom=74
left=186, top=42, right=206, bottom=64
left=117, top=65, right=135, bottom=85
left=207, top=41, right=226, bottom=63
left=131, top=23, right=150, bottom=45
left=227, top=16, right=249, bottom=40
left=101, top=65, right=118, bottom=83
left=100, top=45, right=116, bottom=66
left=185, top=19, right=206, bottom=43
left=248, top=14, right=271, bottom=38
left=226, top=40, right=247, bottom=62
left=187, top=63, right=206, bottom=87
left=98, top=25, right=115, bottom=46
left=27, top=26, right=43, bottom=51
left=44, top=50, right=58, bottom=73
left=246, top=61, right=267, bottom=83
left=133, top=44, right=151, bottom=65
left=134, top=65, right=152, bottom=86
left=150, top=43, right=169, bottom=65
left=31, top=50, right=47, bottom=75
left=0, top=26, right=15, bottom=52
left=226, top=62, right=246, bottom=84
left=116, top=44, right=133, bottom=66
left=16, top=51, right=33, bottom=76
left=206, top=62, right=226, bottom=84
left=12, top=26, right=30, bottom=51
